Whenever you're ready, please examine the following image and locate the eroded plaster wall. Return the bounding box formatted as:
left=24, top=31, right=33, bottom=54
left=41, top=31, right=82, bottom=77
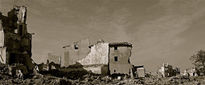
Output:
left=63, top=47, right=69, bottom=67
left=0, top=47, right=6, bottom=64
left=63, top=39, right=90, bottom=66
left=76, top=42, right=109, bottom=74
left=0, top=20, right=4, bottom=47
left=78, top=42, right=109, bottom=65
left=48, top=53, right=61, bottom=64
left=109, top=46, right=133, bottom=75
left=0, top=20, right=6, bottom=64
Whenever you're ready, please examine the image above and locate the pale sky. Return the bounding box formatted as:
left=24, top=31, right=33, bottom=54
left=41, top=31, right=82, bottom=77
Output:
left=1, top=0, right=205, bottom=72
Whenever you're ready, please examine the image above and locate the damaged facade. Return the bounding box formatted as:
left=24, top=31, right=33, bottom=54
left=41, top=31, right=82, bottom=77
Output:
left=63, top=39, right=109, bottom=75
left=158, top=63, right=180, bottom=77
left=48, top=53, right=61, bottom=65
left=0, top=6, right=33, bottom=70
left=183, top=68, right=198, bottom=77
left=109, top=42, right=133, bottom=76
left=133, top=65, right=145, bottom=78
left=63, top=39, right=90, bottom=66
left=62, top=39, right=135, bottom=77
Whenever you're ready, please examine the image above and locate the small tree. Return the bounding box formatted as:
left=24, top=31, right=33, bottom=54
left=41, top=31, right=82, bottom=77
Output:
left=190, top=50, right=205, bottom=76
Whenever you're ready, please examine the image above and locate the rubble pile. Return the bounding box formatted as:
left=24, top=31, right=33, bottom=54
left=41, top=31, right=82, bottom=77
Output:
left=0, top=64, right=142, bottom=85
left=0, top=64, right=71, bottom=85
left=40, top=69, right=89, bottom=80
left=0, top=75, right=72, bottom=85
left=67, top=74, right=145, bottom=85
left=144, top=75, right=205, bottom=85
left=0, top=64, right=205, bottom=85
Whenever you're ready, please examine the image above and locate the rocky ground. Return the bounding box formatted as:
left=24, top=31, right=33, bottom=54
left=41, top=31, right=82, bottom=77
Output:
left=1, top=72, right=205, bottom=85
left=0, top=64, right=205, bottom=85
left=144, top=75, right=205, bottom=85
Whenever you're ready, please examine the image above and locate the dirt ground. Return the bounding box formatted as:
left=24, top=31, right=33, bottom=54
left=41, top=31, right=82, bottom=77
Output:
left=0, top=72, right=205, bottom=85
left=0, top=64, right=205, bottom=85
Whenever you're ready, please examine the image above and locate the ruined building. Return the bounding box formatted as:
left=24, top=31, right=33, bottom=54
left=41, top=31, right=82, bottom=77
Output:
left=109, top=42, right=133, bottom=76
left=133, top=65, right=145, bottom=78
left=62, top=39, right=134, bottom=76
left=63, top=39, right=109, bottom=75
left=158, top=63, right=180, bottom=77
left=0, top=6, right=33, bottom=70
left=48, top=53, right=61, bottom=65
left=63, top=39, right=90, bottom=66
left=183, top=68, right=198, bottom=77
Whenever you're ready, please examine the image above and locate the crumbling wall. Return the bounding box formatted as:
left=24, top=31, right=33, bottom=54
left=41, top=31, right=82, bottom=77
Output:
left=83, top=65, right=108, bottom=75
left=17, top=6, right=27, bottom=23
left=63, top=39, right=90, bottom=67
left=134, top=66, right=145, bottom=78
left=0, top=47, right=6, bottom=64
left=63, top=40, right=109, bottom=74
left=158, top=63, right=180, bottom=77
left=76, top=42, right=109, bottom=74
left=48, top=53, right=61, bottom=64
left=77, top=42, right=109, bottom=65
left=184, top=68, right=198, bottom=76
left=0, top=20, right=4, bottom=46
left=0, top=6, right=33, bottom=70
left=0, top=20, right=6, bottom=64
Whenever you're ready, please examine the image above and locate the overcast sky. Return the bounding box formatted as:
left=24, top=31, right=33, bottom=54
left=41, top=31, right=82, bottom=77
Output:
left=1, top=0, right=205, bottom=72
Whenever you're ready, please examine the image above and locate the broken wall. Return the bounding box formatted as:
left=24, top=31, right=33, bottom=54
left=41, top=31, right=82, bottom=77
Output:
left=63, top=39, right=90, bottom=66
left=158, top=64, right=179, bottom=77
left=0, top=20, right=6, bottom=64
left=0, top=20, right=4, bottom=47
left=77, top=42, right=109, bottom=74
left=77, top=42, right=109, bottom=65
left=17, top=6, right=27, bottom=23
left=0, top=6, right=33, bottom=70
left=63, top=40, right=109, bottom=74
left=137, top=67, right=145, bottom=78
left=5, top=6, right=32, bottom=64
left=0, top=47, right=6, bottom=64
left=83, top=65, right=108, bottom=75
left=48, top=53, right=61, bottom=64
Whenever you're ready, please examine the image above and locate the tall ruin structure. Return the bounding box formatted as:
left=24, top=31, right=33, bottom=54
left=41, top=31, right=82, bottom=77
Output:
left=0, top=6, right=33, bottom=70
left=109, top=42, right=133, bottom=76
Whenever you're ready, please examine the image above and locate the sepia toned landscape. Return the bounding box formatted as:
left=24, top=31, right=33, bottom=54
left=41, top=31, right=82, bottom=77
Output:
left=1, top=0, right=205, bottom=85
